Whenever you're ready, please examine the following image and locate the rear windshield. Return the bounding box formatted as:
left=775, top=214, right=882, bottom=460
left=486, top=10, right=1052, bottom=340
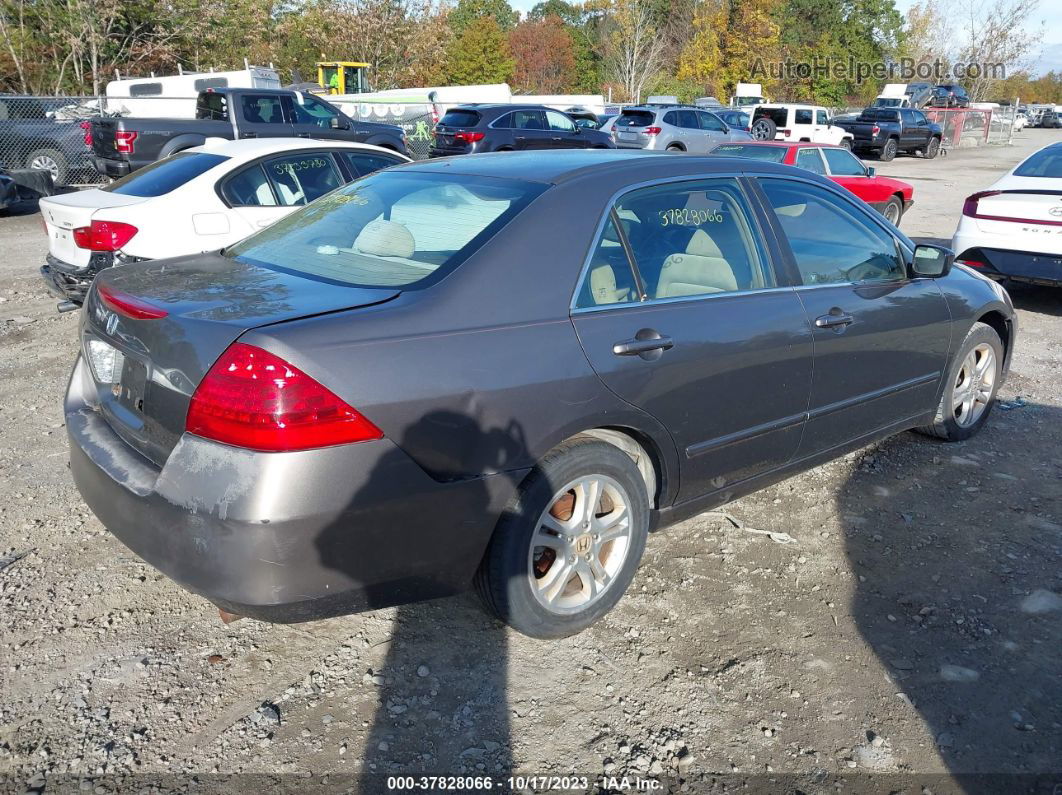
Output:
left=859, top=108, right=900, bottom=121
left=617, top=110, right=655, bottom=127
left=752, top=107, right=788, bottom=126
left=439, top=109, right=481, bottom=127
left=710, top=144, right=787, bottom=162
left=102, top=152, right=228, bottom=197
left=227, top=171, right=547, bottom=289
left=1013, top=147, right=1062, bottom=178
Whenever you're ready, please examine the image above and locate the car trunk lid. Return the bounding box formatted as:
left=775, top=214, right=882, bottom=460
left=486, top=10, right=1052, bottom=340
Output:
left=81, top=253, right=401, bottom=467
left=40, top=189, right=147, bottom=268
left=971, top=189, right=1062, bottom=230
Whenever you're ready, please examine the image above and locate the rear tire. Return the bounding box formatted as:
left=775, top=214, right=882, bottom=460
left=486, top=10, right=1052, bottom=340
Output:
left=25, top=147, right=67, bottom=185
left=475, top=437, right=649, bottom=639
left=751, top=117, right=776, bottom=141
left=666, top=144, right=684, bottom=152
left=916, top=322, right=1003, bottom=442
left=879, top=138, right=898, bottom=161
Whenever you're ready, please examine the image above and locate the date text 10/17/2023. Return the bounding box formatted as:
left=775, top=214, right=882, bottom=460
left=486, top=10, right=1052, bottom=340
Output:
left=386, top=775, right=665, bottom=791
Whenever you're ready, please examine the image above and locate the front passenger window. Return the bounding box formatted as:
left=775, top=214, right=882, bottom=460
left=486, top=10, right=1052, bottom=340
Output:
left=760, top=178, right=906, bottom=285
left=546, top=111, right=576, bottom=132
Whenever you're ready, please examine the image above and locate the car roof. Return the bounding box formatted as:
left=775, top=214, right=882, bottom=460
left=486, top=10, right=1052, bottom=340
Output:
left=396, top=150, right=797, bottom=184
left=188, top=137, right=408, bottom=163
left=728, top=141, right=843, bottom=149
left=449, top=103, right=562, bottom=113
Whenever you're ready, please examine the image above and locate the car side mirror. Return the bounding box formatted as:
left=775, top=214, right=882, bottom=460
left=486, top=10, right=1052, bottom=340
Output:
left=330, top=116, right=347, bottom=130
left=911, top=243, right=953, bottom=277
left=865, top=166, right=876, bottom=177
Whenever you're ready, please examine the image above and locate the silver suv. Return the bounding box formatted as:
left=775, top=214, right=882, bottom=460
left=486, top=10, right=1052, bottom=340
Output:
left=612, top=105, right=753, bottom=153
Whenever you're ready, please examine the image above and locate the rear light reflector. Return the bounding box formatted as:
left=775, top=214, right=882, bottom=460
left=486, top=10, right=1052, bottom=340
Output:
left=644, top=126, right=662, bottom=136
left=782, top=129, right=791, bottom=136
left=72, top=219, right=138, bottom=252
left=454, top=131, right=485, bottom=143
left=871, top=125, right=880, bottom=135
left=97, top=283, right=168, bottom=319
left=115, top=130, right=138, bottom=154
left=186, top=343, right=384, bottom=452
left=80, top=120, right=92, bottom=147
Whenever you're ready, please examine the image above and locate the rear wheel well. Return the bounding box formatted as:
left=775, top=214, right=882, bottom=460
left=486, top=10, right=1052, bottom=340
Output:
left=562, top=427, right=662, bottom=508
left=666, top=143, right=685, bottom=151
left=977, top=310, right=1012, bottom=358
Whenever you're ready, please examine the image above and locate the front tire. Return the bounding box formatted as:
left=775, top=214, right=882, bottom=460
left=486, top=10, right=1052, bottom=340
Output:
left=475, top=437, right=649, bottom=638
left=839, top=138, right=853, bottom=150
left=924, top=136, right=940, bottom=159
left=917, top=322, right=1003, bottom=441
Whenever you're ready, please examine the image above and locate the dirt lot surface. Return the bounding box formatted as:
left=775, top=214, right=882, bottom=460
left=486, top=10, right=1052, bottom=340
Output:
left=1, top=131, right=1060, bottom=794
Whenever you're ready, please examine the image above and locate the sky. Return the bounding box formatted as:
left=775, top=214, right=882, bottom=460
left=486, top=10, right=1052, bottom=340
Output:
left=508, top=0, right=1062, bottom=76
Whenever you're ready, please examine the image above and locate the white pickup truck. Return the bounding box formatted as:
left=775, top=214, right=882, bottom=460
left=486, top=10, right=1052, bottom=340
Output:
left=749, top=104, right=854, bottom=148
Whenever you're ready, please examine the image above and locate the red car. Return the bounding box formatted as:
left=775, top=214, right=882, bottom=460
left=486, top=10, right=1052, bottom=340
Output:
left=711, top=141, right=914, bottom=225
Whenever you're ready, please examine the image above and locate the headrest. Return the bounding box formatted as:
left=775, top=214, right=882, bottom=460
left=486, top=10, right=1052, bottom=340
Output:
left=589, top=265, right=622, bottom=304
left=355, top=219, right=415, bottom=259
left=686, top=228, right=724, bottom=257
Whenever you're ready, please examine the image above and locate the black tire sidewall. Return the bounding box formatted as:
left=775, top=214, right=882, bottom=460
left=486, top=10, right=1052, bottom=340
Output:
left=936, top=323, right=1004, bottom=441
left=880, top=139, right=897, bottom=161
left=480, top=439, right=649, bottom=639
left=926, top=137, right=940, bottom=158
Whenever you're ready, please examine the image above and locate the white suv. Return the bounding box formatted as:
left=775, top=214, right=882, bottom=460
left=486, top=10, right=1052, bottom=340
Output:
left=750, top=104, right=854, bottom=148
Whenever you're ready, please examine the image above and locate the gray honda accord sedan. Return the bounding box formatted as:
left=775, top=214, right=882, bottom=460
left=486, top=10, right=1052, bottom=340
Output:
left=66, top=151, right=1016, bottom=638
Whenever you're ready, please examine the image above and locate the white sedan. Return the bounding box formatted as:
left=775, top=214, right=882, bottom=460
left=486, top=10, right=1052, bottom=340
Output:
left=40, top=138, right=409, bottom=306
left=952, top=140, right=1062, bottom=287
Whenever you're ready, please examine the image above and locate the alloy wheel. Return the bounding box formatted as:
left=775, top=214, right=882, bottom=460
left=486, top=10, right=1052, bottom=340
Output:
left=951, top=343, right=996, bottom=427
left=528, top=474, right=632, bottom=614
left=30, top=154, right=60, bottom=180
left=883, top=201, right=901, bottom=224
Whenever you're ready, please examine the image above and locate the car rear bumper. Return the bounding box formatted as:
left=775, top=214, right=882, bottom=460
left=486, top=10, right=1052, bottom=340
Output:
left=40, top=253, right=104, bottom=304
left=90, top=155, right=132, bottom=178
left=65, top=356, right=523, bottom=622
left=952, top=243, right=1062, bottom=286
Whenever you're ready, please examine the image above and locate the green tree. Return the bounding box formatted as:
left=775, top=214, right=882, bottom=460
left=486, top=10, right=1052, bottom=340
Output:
left=447, top=16, right=515, bottom=84
left=449, top=0, right=517, bottom=33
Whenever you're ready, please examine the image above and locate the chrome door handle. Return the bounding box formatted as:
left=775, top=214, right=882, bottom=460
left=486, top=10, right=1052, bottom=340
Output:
left=815, top=312, right=854, bottom=329
left=613, top=335, right=674, bottom=356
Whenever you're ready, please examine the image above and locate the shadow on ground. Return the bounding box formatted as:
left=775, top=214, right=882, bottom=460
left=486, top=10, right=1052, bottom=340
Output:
left=841, top=402, right=1061, bottom=790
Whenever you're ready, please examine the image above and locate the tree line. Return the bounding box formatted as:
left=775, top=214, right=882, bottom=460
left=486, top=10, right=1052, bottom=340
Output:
left=0, top=0, right=1055, bottom=104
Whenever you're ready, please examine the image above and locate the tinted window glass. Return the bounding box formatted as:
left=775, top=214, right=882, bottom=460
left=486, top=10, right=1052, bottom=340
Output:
left=492, top=112, right=513, bottom=129
left=290, top=93, right=339, bottom=127
left=263, top=153, right=343, bottom=205
left=613, top=178, right=774, bottom=299
left=574, top=215, right=639, bottom=309
left=795, top=148, right=826, bottom=174
left=340, top=151, right=402, bottom=176
left=859, top=108, right=900, bottom=121
left=228, top=173, right=547, bottom=288
left=103, top=153, right=228, bottom=197
left=617, top=110, right=655, bottom=127
left=546, top=110, right=575, bottom=132
left=794, top=109, right=813, bottom=125
left=439, top=109, right=481, bottom=127
left=129, top=82, right=162, bottom=97
left=699, top=112, right=725, bottom=131
left=1013, top=146, right=1062, bottom=177
left=513, top=110, right=546, bottom=130
left=194, top=77, right=228, bottom=91
left=242, top=94, right=285, bottom=124
left=663, top=111, right=679, bottom=126
left=760, top=178, right=905, bottom=285
left=816, top=110, right=829, bottom=125
left=753, top=107, right=788, bottom=127
left=710, top=144, right=786, bottom=162
left=196, top=92, right=228, bottom=121
left=822, top=147, right=866, bottom=176
left=222, top=165, right=276, bottom=206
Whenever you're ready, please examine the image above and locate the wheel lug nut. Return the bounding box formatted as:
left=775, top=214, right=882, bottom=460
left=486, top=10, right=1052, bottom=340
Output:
left=567, top=555, right=575, bottom=564
left=592, top=533, right=599, bottom=540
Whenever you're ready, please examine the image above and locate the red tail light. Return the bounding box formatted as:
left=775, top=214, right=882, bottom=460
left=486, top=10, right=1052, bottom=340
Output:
left=871, top=125, right=880, bottom=135
left=186, top=344, right=383, bottom=452
left=97, top=283, right=168, bottom=319
left=782, top=129, right=791, bottom=136
left=72, top=219, right=138, bottom=252
left=956, top=258, right=988, bottom=269
left=115, top=130, right=138, bottom=154
left=454, top=131, right=485, bottom=143
left=644, top=126, right=662, bottom=136
left=962, top=190, right=1002, bottom=218
left=80, top=120, right=92, bottom=147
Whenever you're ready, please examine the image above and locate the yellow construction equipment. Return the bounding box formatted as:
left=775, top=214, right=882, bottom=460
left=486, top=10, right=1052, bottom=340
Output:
left=316, top=61, right=370, bottom=95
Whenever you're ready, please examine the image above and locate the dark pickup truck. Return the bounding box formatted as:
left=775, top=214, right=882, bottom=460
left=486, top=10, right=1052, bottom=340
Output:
left=833, top=107, right=943, bottom=161
left=89, top=88, right=408, bottom=177
left=0, top=95, right=95, bottom=185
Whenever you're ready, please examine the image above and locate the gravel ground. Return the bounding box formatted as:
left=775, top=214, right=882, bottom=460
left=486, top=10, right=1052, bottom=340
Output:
left=1, top=131, right=1060, bottom=793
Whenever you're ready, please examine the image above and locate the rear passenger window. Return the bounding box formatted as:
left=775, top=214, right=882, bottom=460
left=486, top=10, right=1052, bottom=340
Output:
left=795, top=148, right=826, bottom=174
left=574, top=215, right=640, bottom=309
left=262, top=153, right=342, bottom=206
left=760, top=178, right=906, bottom=285
left=222, top=165, right=276, bottom=206
left=590, top=178, right=774, bottom=301
left=339, top=151, right=402, bottom=177
left=794, top=109, right=813, bottom=125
